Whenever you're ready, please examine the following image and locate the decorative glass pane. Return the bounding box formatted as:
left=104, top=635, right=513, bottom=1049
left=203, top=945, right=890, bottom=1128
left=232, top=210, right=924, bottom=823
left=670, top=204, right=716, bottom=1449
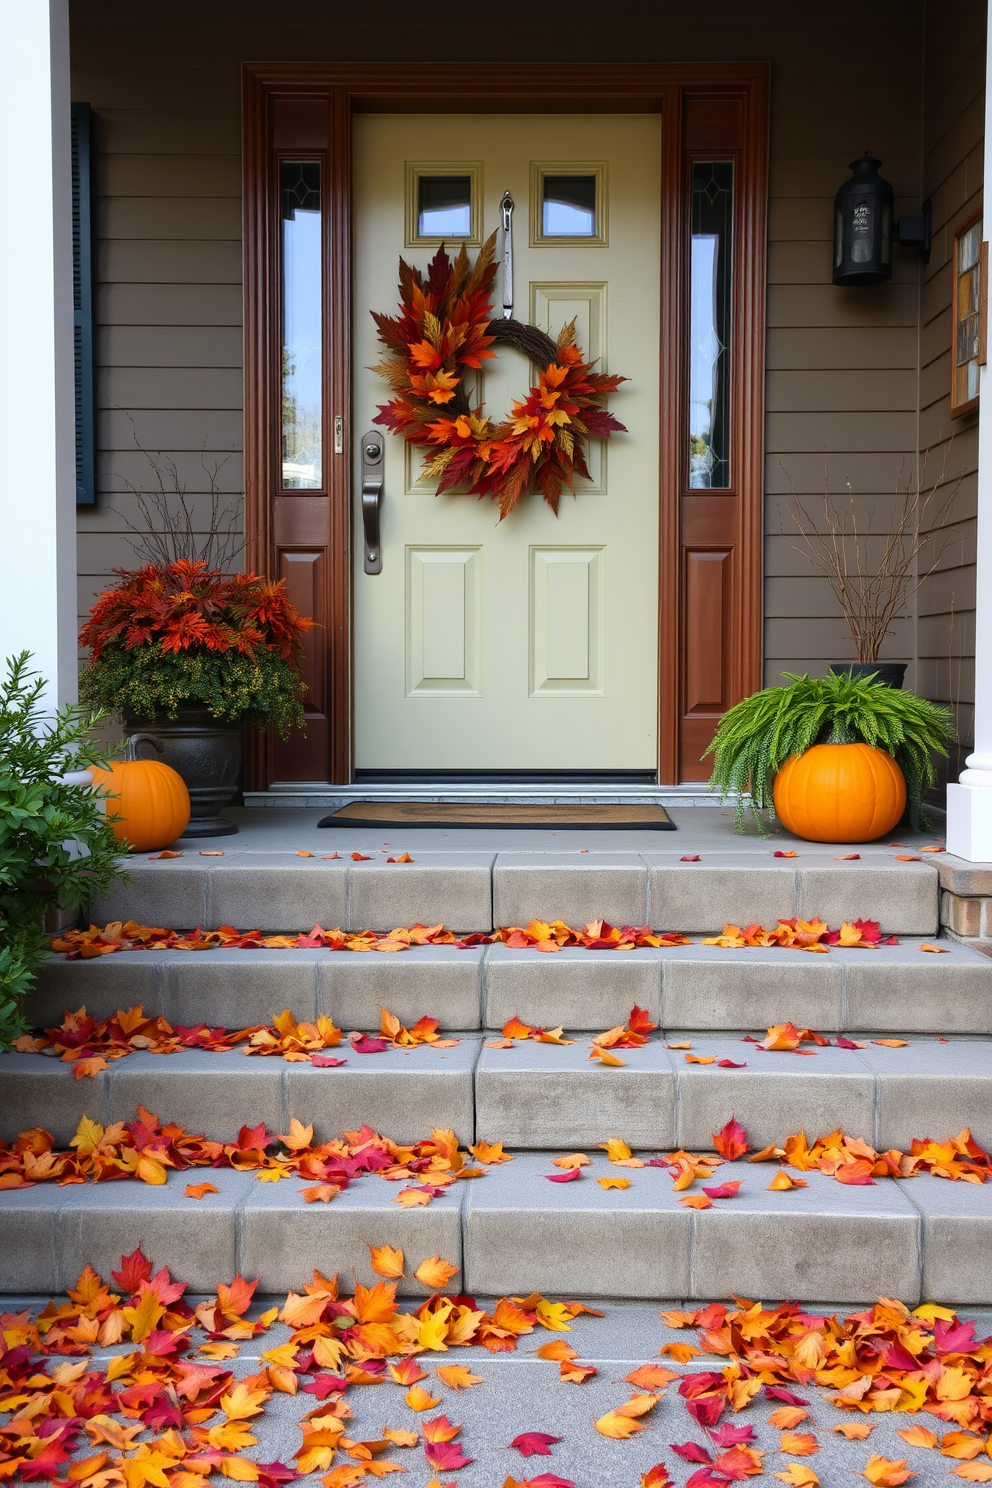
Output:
left=281, top=161, right=322, bottom=490
left=689, top=160, right=733, bottom=489
left=418, top=175, right=472, bottom=237
left=953, top=216, right=983, bottom=412
left=542, top=174, right=597, bottom=236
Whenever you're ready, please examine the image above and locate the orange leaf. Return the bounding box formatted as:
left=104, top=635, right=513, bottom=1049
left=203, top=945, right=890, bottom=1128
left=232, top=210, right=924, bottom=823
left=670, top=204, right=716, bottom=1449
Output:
left=414, top=1255, right=460, bottom=1289
left=941, top=1434, right=987, bottom=1461
left=920, top=943, right=950, bottom=952
left=685, top=1054, right=717, bottom=1064
left=296, top=850, right=314, bottom=857
left=679, top=1194, right=713, bottom=1209
left=781, top=1432, right=820, bottom=1456
left=383, top=1425, right=419, bottom=1447
left=551, top=1152, right=590, bottom=1168
left=769, top=1409, right=810, bottom=1430
left=895, top=1428, right=936, bottom=1449
left=626, top=1364, right=679, bottom=1389
left=185, top=1181, right=219, bottom=1200
left=301, top=1184, right=340, bottom=1204
left=834, top=1423, right=877, bottom=1441
left=768, top=1171, right=806, bottom=1190
left=660, top=1343, right=701, bottom=1362
left=368, top=1244, right=404, bottom=1278
left=773, top=1469, right=819, bottom=1487
left=950, top=1467, right=992, bottom=1483
left=405, top=1385, right=441, bottom=1411
left=598, top=1177, right=632, bottom=1190
left=436, top=1365, right=484, bottom=1391
left=858, top=1456, right=917, bottom=1486
left=589, top=1046, right=627, bottom=1066
left=149, top=849, right=183, bottom=858
left=873, top=1039, right=909, bottom=1047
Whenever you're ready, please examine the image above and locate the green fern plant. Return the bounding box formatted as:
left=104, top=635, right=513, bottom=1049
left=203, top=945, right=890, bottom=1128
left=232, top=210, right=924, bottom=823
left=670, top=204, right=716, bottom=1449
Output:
left=704, top=672, right=955, bottom=833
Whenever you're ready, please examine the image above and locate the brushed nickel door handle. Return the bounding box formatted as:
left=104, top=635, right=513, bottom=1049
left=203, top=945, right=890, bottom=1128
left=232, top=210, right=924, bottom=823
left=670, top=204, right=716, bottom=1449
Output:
left=361, top=429, right=383, bottom=574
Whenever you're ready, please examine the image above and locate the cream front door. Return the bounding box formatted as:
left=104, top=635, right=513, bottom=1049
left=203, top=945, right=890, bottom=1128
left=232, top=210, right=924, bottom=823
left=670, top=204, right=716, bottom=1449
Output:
left=352, top=114, right=661, bottom=772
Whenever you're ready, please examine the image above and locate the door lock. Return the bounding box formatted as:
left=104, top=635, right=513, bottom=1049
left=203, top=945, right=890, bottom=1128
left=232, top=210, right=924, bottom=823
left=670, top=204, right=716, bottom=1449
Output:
left=361, top=429, right=384, bottom=574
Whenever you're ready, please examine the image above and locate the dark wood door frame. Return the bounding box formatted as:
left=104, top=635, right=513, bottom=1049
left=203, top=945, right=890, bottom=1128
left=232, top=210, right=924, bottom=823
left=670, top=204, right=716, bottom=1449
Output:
left=243, top=63, right=769, bottom=788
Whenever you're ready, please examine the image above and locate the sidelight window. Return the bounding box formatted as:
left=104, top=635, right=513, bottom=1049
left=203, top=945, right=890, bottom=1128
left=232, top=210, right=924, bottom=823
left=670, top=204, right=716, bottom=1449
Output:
left=280, top=160, right=323, bottom=490
left=688, top=160, right=733, bottom=489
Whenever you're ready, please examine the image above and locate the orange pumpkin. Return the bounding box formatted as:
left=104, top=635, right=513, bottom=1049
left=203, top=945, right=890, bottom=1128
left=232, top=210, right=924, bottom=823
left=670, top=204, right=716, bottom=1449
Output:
left=90, top=759, right=190, bottom=852
left=773, top=742, right=907, bottom=843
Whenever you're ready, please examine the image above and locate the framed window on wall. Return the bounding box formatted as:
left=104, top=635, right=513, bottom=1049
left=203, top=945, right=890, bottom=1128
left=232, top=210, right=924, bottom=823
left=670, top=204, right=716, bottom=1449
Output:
left=951, top=210, right=986, bottom=418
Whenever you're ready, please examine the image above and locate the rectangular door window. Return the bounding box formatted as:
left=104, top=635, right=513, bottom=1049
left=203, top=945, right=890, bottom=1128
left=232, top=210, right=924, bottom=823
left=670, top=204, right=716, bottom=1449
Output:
left=688, top=160, right=733, bottom=489
left=952, top=214, right=984, bottom=418
left=281, top=161, right=323, bottom=490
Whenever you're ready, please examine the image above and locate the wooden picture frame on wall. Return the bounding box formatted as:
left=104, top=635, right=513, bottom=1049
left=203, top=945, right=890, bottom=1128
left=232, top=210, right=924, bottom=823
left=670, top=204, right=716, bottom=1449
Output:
left=950, top=207, right=985, bottom=420
left=242, top=63, right=769, bottom=789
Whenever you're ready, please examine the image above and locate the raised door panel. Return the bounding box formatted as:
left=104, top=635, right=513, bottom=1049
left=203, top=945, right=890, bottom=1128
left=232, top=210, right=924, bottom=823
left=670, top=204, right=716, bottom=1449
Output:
left=529, top=546, right=604, bottom=695
left=406, top=546, right=481, bottom=696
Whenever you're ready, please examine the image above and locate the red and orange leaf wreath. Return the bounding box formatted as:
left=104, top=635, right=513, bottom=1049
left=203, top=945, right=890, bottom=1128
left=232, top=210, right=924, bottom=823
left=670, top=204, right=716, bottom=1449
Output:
left=371, top=231, right=628, bottom=518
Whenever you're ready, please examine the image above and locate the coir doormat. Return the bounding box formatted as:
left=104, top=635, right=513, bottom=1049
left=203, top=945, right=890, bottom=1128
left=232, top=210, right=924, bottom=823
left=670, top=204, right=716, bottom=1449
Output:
left=317, top=801, right=675, bottom=830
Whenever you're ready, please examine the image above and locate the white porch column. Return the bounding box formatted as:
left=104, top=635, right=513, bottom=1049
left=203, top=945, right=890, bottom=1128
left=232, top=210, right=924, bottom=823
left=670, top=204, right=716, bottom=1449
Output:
left=0, top=0, right=77, bottom=708
left=946, top=5, right=992, bottom=860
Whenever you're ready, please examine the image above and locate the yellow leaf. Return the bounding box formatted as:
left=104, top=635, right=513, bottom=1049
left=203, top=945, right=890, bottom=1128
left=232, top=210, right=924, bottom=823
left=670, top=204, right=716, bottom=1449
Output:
left=221, top=1382, right=269, bottom=1420
left=369, top=1244, right=405, bottom=1278
left=219, top=1459, right=260, bottom=1480
left=405, top=1385, right=441, bottom=1411
left=598, top=1177, right=632, bottom=1190
left=600, top=1138, right=633, bottom=1162
left=122, top=1290, right=164, bottom=1344
left=436, top=1365, right=484, bottom=1391
left=70, top=1114, right=105, bottom=1156
left=551, top=1153, right=590, bottom=1167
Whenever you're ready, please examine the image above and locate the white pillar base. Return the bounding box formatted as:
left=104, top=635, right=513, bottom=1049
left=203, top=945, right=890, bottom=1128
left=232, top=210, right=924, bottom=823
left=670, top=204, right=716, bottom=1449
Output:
left=946, top=782, right=992, bottom=862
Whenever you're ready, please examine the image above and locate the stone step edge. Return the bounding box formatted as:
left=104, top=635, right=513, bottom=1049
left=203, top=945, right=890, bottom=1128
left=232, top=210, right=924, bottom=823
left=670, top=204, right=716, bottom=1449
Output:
left=0, top=1156, right=986, bottom=1305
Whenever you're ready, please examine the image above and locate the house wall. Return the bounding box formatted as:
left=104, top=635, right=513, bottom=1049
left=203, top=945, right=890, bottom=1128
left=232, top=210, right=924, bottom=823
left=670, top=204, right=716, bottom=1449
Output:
left=917, top=0, right=985, bottom=785
left=71, top=0, right=941, bottom=754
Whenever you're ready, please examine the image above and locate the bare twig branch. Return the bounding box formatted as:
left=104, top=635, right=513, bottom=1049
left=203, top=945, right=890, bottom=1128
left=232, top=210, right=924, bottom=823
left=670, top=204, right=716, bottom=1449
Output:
left=778, top=447, right=963, bottom=662
left=108, top=410, right=244, bottom=571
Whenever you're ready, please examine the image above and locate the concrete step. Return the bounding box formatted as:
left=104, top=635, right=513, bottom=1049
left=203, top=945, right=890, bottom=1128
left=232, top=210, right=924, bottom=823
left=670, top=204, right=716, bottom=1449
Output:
left=2, top=1147, right=989, bottom=1303
left=33, top=936, right=992, bottom=1035
left=3, top=1034, right=991, bottom=1155
left=88, top=847, right=941, bottom=936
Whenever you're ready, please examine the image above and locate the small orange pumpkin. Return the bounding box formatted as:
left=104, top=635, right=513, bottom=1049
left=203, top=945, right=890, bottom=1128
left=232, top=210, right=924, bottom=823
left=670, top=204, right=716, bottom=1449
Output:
left=90, top=759, right=190, bottom=852
left=773, top=742, right=907, bottom=843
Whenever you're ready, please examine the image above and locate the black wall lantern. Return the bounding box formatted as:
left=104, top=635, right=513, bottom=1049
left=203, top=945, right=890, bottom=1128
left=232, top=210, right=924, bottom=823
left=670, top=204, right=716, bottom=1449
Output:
left=833, top=153, right=932, bottom=286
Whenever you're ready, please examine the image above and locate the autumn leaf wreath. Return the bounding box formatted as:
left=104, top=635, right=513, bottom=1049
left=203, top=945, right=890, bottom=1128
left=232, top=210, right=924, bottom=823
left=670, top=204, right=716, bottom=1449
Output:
left=370, top=230, right=628, bottom=519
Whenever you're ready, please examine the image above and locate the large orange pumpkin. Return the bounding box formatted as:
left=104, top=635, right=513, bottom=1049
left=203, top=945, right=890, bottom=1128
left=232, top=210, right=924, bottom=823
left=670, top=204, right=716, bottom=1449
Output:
left=90, top=759, right=190, bottom=852
left=772, top=742, right=907, bottom=842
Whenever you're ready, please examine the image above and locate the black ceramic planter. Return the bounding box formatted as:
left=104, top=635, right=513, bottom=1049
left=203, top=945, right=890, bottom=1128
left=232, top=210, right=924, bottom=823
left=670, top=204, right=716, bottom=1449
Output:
left=125, top=709, right=241, bottom=836
left=829, top=662, right=907, bottom=689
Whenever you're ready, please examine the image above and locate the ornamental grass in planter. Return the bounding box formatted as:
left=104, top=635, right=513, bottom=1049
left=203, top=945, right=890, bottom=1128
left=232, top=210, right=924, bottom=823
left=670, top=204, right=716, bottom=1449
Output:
left=78, top=560, right=311, bottom=835
left=705, top=671, right=954, bottom=839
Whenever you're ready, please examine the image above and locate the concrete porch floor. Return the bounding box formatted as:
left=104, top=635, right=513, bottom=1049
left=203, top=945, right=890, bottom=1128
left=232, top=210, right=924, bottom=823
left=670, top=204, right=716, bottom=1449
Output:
left=179, top=804, right=951, bottom=858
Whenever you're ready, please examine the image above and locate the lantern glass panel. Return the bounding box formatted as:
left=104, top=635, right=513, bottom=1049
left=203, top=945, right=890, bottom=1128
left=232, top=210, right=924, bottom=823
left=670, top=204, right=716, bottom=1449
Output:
left=689, top=160, right=733, bottom=489
left=952, top=216, right=983, bottom=415
left=280, top=161, right=323, bottom=491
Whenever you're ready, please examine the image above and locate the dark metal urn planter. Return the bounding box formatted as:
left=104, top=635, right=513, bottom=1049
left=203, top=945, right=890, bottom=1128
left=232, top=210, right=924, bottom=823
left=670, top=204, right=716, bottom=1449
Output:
left=829, top=662, right=907, bottom=689
left=124, top=709, right=241, bottom=837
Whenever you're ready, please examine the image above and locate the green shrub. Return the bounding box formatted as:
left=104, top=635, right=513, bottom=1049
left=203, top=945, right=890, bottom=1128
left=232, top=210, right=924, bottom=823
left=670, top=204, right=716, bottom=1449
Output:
left=0, top=652, right=126, bottom=1046
left=704, top=671, right=955, bottom=833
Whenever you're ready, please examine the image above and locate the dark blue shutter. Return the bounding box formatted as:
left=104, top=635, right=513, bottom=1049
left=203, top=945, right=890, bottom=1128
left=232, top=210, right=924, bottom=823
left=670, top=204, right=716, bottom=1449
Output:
left=72, top=102, right=96, bottom=505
